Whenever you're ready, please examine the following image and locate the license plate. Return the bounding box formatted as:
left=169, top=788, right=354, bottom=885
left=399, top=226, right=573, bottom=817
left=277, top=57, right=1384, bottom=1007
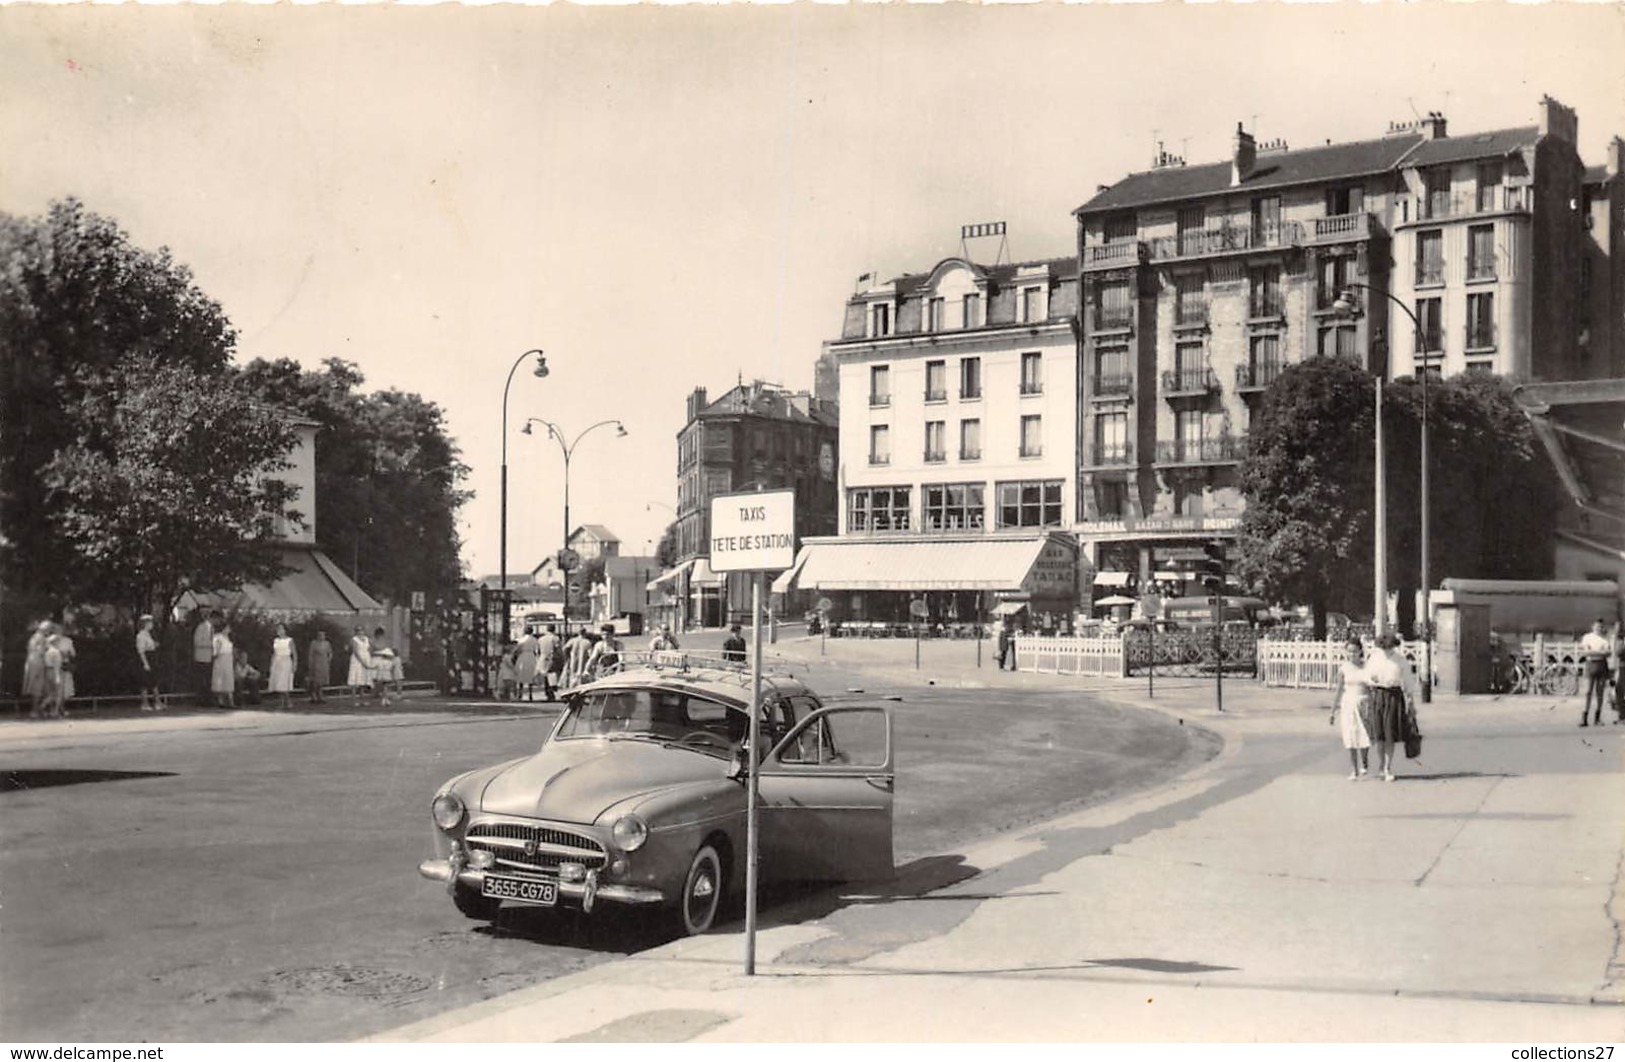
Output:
left=481, top=875, right=558, bottom=906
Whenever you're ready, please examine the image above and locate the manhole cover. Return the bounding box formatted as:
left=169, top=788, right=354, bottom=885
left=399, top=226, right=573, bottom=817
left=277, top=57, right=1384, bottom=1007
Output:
left=263, top=965, right=431, bottom=999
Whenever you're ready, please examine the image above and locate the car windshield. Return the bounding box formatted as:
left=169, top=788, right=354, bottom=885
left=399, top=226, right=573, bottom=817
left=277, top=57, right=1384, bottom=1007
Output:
left=554, top=686, right=747, bottom=755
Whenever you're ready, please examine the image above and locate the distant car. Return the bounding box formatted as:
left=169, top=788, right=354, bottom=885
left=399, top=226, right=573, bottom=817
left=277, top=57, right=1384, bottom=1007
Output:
left=419, top=661, right=896, bottom=936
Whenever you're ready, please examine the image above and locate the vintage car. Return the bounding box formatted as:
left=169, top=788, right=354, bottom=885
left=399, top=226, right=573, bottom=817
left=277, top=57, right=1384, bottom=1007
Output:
left=419, top=659, right=896, bottom=936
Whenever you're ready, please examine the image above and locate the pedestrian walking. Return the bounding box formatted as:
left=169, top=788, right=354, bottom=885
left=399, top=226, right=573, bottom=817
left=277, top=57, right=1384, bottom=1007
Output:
left=371, top=626, right=399, bottom=706
left=721, top=624, right=747, bottom=664
left=648, top=625, right=679, bottom=653
left=997, top=619, right=1016, bottom=671
left=268, top=623, right=297, bottom=710
left=23, top=620, right=52, bottom=718
left=55, top=618, right=78, bottom=705
left=136, top=614, right=165, bottom=711
left=1363, top=631, right=1421, bottom=782
left=192, top=609, right=217, bottom=705
left=347, top=626, right=373, bottom=706
left=514, top=626, right=541, bottom=701
left=562, top=626, right=593, bottom=690
left=41, top=632, right=66, bottom=719
left=535, top=624, right=562, bottom=702
left=1578, top=618, right=1612, bottom=728
left=306, top=629, right=332, bottom=703
left=1329, top=637, right=1371, bottom=779
left=496, top=639, right=519, bottom=701
left=211, top=621, right=236, bottom=709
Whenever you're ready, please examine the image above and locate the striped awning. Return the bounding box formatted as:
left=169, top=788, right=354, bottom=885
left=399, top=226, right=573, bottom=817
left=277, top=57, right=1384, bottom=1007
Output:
left=781, top=537, right=1050, bottom=592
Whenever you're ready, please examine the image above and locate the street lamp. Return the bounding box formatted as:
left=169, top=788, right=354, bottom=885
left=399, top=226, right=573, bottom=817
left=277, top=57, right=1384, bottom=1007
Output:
left=522, top=417, right=628, bottom=631
left=1335, top=283, right=1432, bottom=700
left=500, top=349, right=549, bottom=648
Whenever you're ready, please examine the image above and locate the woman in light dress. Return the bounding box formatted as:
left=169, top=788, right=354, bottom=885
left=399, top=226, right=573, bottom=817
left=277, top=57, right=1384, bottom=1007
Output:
left=1329, top=637, right=1371, bottom=779
left=370, top=626, right=399, bottom=707
left=268, top=623, right=298, bottom=710
left=23, top=620, right=52, bottom=718
left=347, top=626, right=373, bottom=706
left=41, top=633, right=67, bottom=719
left=211, top=621, right=236, bottom=709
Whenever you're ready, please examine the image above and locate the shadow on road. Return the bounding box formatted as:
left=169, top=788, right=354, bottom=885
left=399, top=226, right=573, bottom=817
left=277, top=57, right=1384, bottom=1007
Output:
left=1, top=768, right=177, bottom=792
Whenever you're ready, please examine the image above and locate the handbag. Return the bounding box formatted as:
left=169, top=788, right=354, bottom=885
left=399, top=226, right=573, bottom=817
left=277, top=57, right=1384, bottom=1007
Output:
left=1402, top=706, right=1423, bottom=760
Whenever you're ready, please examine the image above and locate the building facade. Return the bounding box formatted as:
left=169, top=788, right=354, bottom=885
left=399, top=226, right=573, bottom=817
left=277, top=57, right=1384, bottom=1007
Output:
left=1072, top=96, right=1622, bottom=600
left=661, top=379, right=839, bottom=629
left=783, top=254, right=1082, bottom=629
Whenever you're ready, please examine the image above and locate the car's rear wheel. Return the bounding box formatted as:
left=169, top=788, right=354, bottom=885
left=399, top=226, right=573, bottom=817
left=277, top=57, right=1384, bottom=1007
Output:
left=452, top=882, right=502, bottom=922
left=674, top=844, right=723, bottom=936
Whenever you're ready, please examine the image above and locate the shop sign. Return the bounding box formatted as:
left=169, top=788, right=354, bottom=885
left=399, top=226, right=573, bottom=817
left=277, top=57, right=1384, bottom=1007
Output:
left=709, top=490, right=796, bottom=572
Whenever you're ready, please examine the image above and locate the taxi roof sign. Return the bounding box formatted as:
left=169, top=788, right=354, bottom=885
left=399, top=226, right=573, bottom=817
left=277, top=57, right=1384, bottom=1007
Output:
left=709, top=490, right=796, bottom=572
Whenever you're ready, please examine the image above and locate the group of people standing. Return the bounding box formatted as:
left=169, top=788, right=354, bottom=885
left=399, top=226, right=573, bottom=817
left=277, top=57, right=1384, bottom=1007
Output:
left=1329, top=631, right=1424, bottom=782
left=187, top=611, right=398, bottom=709
left=496, top=623, right=630, bottom=702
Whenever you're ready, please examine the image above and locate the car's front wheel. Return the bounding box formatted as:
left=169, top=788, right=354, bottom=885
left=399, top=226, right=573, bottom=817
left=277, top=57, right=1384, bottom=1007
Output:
left=674, top=844, right=723, bottom=936
left=452, top=882, right=502, bottom=922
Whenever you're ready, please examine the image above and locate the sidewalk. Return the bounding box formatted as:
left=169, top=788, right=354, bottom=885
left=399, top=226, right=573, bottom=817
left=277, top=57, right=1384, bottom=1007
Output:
left=375, top=639, right=1625, bottom=1042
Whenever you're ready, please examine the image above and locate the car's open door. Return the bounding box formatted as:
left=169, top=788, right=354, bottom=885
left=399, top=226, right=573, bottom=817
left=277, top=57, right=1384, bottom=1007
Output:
left=756, top=706, right=894, bottom=883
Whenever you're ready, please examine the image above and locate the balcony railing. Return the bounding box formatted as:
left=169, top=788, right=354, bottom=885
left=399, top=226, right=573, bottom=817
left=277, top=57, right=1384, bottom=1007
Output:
left=1309, top=212, right=1373, bottom=244
left=1175, top=303, right=1210, bottom=328
left=1155, top=434, right=1248, bottom=465
left=1148, top=221, right=1303, bottom=263
left=1090, top=372, right=1134, bottom=398
left=869, top=453, right=890, bottom=466
left=1467, top=257, right=1498, bottom=281
left=959, top=447, right=981, bottom=461
left=1248, top=295, right=1285, bottom=319
left=1083, top=240, right=1146, bottom=270
left=1465, top=324, right=1497, bottom=351
left=1086, top=441, right=1135, bottom=467
left=924, top=449, right=947, bottom=463
left=1415, top=262, right=1445, bottom=286
left=1235, top=360, right=1284, bottom=391
left=1094, top=308, right=1133, bottom=330
left=924, top=389, right=947, bottom=402
left=1161, top=367, right=1219, bottom=397
left=869, top=394, right=891, bottom=408
left=1407, top=187, right=1531, bottom=223
left=1315, top=286, right=1358, bottom=313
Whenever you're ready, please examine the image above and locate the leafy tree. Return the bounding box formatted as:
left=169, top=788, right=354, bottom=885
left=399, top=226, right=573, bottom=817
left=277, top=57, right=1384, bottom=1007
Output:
left=0, top=199, right=237, bottom=613
left=1235, top=358, right=1377, bottom=634
left=42, top=356, right=298, bottom=621
left=654, top=522, right=680, bottom=568
left=1237, top=360, right=1558, bottom=634
left=240, top=357, right=469, bottom=605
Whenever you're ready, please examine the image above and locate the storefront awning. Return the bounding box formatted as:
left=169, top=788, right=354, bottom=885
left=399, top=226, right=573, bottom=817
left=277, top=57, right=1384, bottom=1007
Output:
left=647, top=559, right=696, bottom=592
left=991, top=600, right=1030, bottom=617
left=690, top=557, right=724, bottom=587
left=185, top=547, right=384, bottom=615
left=771, top=549, right=811, bottom=595
left=781, top=537, right=1051, bottom=592
left=1094, top=571, right=1134, bottom=587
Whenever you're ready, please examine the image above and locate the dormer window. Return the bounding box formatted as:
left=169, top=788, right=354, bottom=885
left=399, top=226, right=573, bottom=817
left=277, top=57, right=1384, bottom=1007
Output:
left=1020, top=286, right=1045, bottom=323
left=962, top=293, right=982, bottom=329
left=927, top=297, right=945, bottom=333
left=870, top=302, right=891, bottom=338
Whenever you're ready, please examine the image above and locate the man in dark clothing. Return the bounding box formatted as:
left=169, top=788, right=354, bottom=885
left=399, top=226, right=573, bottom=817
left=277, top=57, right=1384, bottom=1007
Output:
left=722, top=624, right=748, bottom=663
left=998, top=619, right=1016, bottom=671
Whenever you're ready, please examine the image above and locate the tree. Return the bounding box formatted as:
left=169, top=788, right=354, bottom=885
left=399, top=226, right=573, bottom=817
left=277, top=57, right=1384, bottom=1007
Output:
left=654, top=522, right=680, bottom=568
left=1237, top=359, right=1559, bottom=634
left=1, top=199, right=237, bottom=613
left=240, top=357, right=469, bottom=604
left=42, top=357, right=298, bottom=621
left=1235, top=358, right=1377, bottom=634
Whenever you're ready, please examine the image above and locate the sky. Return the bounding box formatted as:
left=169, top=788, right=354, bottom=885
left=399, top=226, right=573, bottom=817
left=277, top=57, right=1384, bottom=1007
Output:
left=3, top=3, right=1623, bottom=582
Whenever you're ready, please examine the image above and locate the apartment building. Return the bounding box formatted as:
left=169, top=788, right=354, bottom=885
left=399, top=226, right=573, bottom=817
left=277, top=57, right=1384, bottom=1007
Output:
left=1072, top=95, right=1622, bottom=598
left=780, top=253, right=1082, bottom=629
left=658, top=379, right=838, bottom=629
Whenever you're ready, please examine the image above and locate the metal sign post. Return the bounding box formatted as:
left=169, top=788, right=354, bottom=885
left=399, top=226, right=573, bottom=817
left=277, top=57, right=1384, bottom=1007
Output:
left=707, top=489, right=796, bottom=977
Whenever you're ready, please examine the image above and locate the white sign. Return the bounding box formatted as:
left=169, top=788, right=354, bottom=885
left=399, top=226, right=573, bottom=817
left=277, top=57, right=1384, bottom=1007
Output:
left=709, top=490, right=796, bottom=572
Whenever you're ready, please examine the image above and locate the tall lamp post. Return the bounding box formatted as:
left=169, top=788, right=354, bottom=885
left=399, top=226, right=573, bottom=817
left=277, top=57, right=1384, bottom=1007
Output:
left=500, top=349, right=549, bottom=649
left=1335, top=283, right=1431, bottom=701
left=522, top=417, right=628, bottom=632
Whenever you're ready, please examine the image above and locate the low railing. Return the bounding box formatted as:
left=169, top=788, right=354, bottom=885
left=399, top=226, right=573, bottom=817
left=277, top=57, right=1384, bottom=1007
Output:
left=1257, top=637, right=1428, bottom=689
left=1466, top=324, right=1496, bottom=351
left=1085, top=440, right=1134, bottom=466
left=1310, top=212, right=1372, bottom=243
left=1148, top=222, right=1303, bottom=262
left=1154, top=434, right=1248, bottom=464
left=1084, top=241, right=1146, bottom=269
left=1013, top=634, right=1126, bottom=677
left=1090, top=372, right=1134, bottom=398
left=1162, top=367, right=1219, bottom=396
left=1235, top=360, right=1284, bottom=391
left=1408, top=187, right=1531, bottom=222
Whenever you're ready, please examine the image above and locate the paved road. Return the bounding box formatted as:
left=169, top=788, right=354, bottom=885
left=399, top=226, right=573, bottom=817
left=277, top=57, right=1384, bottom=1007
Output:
left=0, top=667, right=1213, bottom=1042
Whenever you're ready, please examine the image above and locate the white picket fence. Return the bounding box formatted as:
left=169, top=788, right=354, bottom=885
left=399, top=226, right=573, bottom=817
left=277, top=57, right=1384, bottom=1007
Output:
left=1257, top=637, right=1430, bottom=689
left=1012, top=635, right=1127, bottom=677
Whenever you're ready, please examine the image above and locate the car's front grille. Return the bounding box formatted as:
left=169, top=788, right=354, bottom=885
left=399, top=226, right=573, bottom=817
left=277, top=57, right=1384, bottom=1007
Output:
left=466, top=819, right=608, bottom=874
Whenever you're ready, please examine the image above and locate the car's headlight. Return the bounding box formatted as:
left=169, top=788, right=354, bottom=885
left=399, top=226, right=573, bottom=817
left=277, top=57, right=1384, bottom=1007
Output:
left=611, top=814, right=649, bottom=852
left=432, top=793, right=466, bottom=831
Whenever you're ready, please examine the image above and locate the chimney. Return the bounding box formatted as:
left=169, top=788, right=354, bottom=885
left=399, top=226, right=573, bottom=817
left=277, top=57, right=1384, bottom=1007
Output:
left=1152, top=142, right=1185, bottom=170
left=1610, top=136, right=1625, bottom=178
left=687, top=387, right=708, bottom=422
left=1422, top=111, right=1448, bottom=140
left=1539, top=95, right=1578, bottom=145
left=1231, top=122, right=1257, bottom=187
